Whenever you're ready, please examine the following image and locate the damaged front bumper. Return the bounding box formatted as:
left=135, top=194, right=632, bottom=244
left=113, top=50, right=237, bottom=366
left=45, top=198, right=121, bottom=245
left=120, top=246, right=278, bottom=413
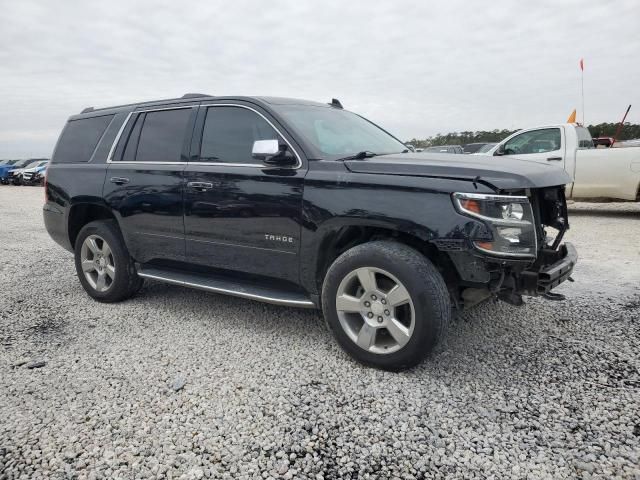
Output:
left=455, top=242, right=578, bottom=309
left=517, top=242, right=578, bottom=296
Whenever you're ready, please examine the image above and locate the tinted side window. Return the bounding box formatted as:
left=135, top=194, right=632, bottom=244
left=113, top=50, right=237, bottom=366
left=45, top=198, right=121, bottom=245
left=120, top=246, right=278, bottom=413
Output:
left=52, top=115, right=114, bottom=163
left=199, top=106, right=279, bottom=163
left=134, top=109, right=192, bottom=162
left=503, top=128, right=561, bottom=155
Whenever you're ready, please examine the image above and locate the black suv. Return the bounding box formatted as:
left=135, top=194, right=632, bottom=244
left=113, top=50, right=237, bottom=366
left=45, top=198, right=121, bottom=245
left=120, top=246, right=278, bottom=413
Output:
left=44, top=94, right=577, bottom=370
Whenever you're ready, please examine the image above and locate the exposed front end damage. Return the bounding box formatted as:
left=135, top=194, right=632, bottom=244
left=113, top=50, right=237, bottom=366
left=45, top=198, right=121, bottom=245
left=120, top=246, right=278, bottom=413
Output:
left=437, top=186, right=577, bottom=309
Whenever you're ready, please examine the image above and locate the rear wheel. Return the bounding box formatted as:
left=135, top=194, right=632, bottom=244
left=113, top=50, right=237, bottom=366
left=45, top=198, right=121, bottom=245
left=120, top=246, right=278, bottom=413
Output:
left=74, top=220, right=143, bottom=302
left=322, top=241, right=450, bottom=370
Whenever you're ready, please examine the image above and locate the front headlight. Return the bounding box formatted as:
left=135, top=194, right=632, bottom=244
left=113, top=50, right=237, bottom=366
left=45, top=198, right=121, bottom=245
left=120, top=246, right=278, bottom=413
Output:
left=453, top=192, right=537, bottom=258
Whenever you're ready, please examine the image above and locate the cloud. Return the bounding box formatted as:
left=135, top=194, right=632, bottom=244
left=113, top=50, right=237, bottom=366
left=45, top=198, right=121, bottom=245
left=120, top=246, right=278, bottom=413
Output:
left=1, top=0, right=639, bottom=157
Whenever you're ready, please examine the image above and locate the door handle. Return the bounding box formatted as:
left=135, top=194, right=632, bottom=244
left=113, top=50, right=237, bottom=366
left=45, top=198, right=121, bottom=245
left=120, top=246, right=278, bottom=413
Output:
left=110, top=177, right=130, bottom=185
left=187, top=181, right=214, bottom=191
left=546, top=157, right=563, bottom=161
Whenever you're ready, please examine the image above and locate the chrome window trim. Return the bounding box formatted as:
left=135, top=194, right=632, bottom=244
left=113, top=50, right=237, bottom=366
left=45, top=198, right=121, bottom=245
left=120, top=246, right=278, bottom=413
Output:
left=106, top=112, right=132, bottom=163
left=106, top=103, right=304, bottom=169
left=106, top=106, right=195, bottom=163
left=195, top=103, right=303, bottom=169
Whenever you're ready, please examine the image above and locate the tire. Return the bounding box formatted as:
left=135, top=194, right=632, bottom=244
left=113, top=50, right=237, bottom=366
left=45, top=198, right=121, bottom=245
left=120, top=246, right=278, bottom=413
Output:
left=322, top=241, right=451, bottom=371
left=74, top=220, right=143, bottom=303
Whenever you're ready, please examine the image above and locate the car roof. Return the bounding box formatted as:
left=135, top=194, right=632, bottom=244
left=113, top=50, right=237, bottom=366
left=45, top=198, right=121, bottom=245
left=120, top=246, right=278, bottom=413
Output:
left=70, top=95, right=331, bottom=120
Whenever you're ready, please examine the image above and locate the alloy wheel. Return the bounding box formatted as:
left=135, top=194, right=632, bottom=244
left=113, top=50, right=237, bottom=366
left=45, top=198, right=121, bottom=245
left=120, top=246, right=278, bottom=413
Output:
left=80, top=235, right=115, bottom=292
left=335, top=267, right=415, bottom=354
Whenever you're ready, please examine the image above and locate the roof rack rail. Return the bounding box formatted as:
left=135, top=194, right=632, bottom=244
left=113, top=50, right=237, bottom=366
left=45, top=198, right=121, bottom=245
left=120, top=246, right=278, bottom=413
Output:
left=80, top=107, right=95, bottom=114
left=329, top=98, right=343, bottom=109
left=181, top=93, right=212, bottom=99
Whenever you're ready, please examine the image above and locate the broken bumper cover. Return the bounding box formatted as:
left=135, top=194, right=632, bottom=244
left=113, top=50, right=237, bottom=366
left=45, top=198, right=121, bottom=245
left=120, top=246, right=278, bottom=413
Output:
left=518, top=243, right=578, bottom=296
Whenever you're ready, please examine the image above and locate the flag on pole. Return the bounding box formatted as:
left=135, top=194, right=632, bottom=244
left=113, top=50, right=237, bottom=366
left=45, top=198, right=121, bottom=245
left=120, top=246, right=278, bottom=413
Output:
left=579, top=58, right=585, bottom=124
left=567, top=109, right=577, bottom=123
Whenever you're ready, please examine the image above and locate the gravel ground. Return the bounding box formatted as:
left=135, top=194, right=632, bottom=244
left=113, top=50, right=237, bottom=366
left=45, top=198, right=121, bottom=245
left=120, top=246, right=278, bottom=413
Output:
left=1, top=186, right=639, bottom=479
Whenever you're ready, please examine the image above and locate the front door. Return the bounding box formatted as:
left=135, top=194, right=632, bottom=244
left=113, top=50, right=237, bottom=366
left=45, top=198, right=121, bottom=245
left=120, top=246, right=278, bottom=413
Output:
left=183, top=104, right=305, bottom=283
left=104, top=106, right=197, bottom=263
left=498, top=127, right=566, bottom=167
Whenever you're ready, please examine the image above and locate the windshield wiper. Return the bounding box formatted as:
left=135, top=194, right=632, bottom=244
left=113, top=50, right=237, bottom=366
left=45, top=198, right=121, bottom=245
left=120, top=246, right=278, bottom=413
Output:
left=336, top=151, right=377, bottom=161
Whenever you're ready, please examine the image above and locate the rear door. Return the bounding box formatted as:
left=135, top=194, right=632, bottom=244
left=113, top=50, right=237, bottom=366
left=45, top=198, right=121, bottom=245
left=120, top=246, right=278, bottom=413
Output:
left=183, top=103, right=306, bottom=283
left=499, top=127, right=566, bottom=167
left=104, top=105, right=197, bottom=263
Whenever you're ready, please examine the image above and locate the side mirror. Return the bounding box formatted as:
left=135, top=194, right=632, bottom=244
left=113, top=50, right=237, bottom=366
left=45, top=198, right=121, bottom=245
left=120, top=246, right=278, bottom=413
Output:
left=494, top=144, right=505, bottom=156
left=252, top=139, right=297, bottom=168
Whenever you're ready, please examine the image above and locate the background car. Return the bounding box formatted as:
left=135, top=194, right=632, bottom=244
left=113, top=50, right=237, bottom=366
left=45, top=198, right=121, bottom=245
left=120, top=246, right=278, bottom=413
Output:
left=21, top=160, right=49, bottom=185
left=0, top=160, right=23, bottom=183
left=2, top=159, right=41, bottom=185
left=1, top=161, right=17, bottom=183
left=423, top=145, right=464, bottom=154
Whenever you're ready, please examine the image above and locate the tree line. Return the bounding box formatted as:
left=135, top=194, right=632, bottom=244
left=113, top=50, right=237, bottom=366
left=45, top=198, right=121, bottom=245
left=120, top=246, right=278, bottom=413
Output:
left=406, top=123, right=640, bottom=147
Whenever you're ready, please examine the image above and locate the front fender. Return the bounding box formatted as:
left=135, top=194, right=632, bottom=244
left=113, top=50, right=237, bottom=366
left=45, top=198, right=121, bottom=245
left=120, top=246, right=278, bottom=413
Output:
left=299, top=171, right=493, bottom=293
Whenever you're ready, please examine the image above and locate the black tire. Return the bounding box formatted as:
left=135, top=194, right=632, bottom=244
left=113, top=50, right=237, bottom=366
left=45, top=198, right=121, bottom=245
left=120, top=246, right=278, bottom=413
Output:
left=322, top=241, right=451, bottom=371
left=74, top=220, right=143, bottom=303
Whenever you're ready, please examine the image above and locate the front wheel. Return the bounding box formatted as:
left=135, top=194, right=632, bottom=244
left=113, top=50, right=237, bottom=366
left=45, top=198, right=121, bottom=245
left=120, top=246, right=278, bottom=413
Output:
left=74, top=220, right=143, bottom=303
left=322, top=241, right=451, bottom=371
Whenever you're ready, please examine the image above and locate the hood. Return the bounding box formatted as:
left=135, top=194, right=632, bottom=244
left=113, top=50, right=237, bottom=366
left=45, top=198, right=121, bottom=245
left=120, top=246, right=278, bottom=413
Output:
left=344, top=153, right=572, bottom=190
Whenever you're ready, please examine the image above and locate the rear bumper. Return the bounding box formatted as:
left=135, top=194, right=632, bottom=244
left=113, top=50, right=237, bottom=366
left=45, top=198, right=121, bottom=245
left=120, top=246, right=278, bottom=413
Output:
left=518, top=243, right=578, bottom=295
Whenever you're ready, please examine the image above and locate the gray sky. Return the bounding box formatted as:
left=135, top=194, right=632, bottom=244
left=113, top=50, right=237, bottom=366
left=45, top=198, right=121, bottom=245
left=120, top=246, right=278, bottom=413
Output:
left=1, top=0, right=639, bottom=158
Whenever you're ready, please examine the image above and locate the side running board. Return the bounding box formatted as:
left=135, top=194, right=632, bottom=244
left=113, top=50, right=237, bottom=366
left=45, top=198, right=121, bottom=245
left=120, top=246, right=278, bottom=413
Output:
left=136, top=266, right=316, bottom=308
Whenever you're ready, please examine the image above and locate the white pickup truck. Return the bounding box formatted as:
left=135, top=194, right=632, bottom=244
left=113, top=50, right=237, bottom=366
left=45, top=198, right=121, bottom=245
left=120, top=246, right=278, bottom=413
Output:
left=484, top=123, right=640, bottom=201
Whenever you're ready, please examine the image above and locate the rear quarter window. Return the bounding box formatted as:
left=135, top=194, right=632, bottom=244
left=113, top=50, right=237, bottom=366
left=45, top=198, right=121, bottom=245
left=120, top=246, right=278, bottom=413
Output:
left=52, top=115, right=114, bottom=163
left=576, top=127, right=594, bottom=149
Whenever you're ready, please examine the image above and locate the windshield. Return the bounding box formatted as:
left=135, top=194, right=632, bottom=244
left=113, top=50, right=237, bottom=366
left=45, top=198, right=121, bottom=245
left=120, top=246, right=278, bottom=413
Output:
left=26, top=162, right=47, bottom=169
left=274, top=105, right=407, bottom=160
left=477, top=143, right=497, bottom=153
left=13, top=159, right=35, bottom=168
